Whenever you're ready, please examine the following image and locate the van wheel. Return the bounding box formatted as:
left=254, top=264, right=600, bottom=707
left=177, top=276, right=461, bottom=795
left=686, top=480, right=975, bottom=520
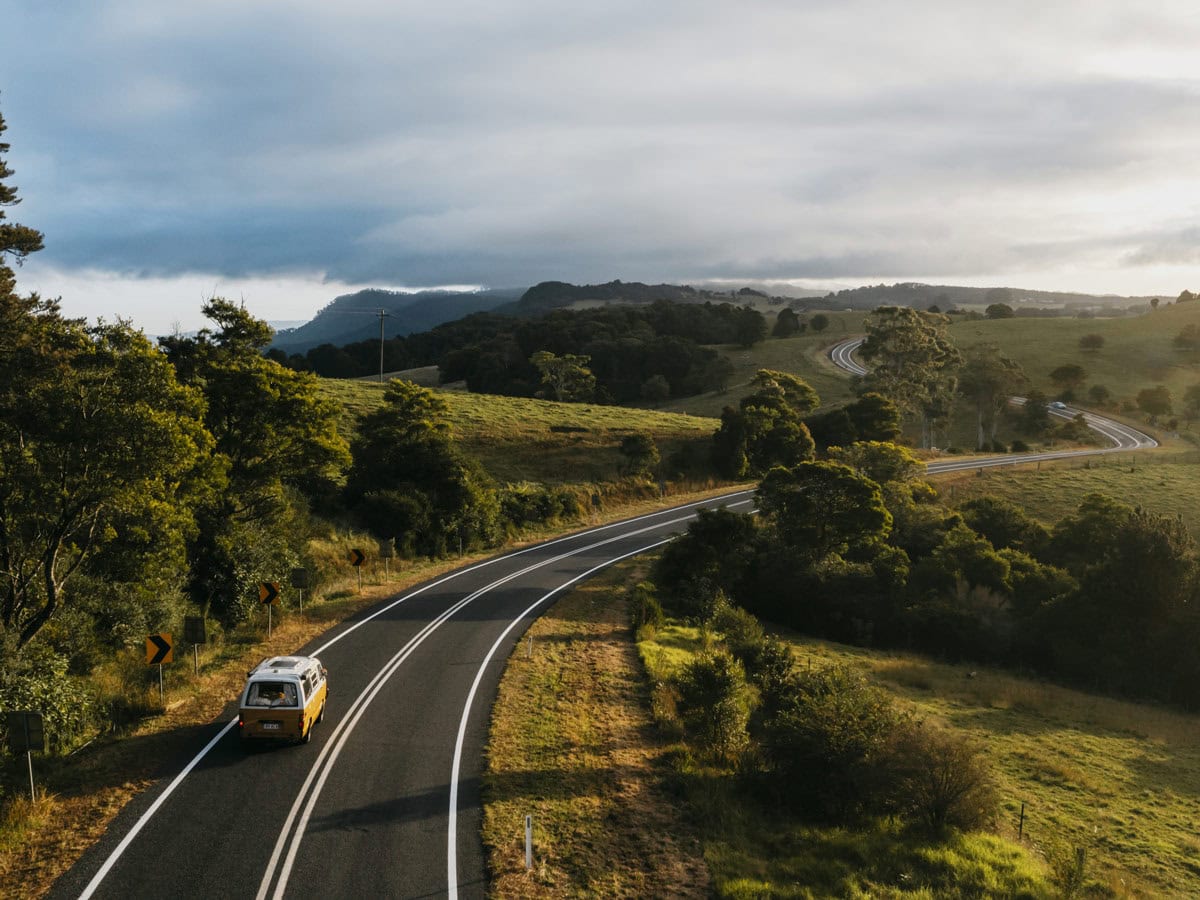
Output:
left=301, top=723, right=312, bottom=744
left=317, top=702, right=326, bottom=724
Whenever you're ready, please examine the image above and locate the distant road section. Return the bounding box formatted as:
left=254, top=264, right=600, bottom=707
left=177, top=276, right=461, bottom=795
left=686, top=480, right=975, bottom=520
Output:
left=827, top=337, right=1157, bottom=469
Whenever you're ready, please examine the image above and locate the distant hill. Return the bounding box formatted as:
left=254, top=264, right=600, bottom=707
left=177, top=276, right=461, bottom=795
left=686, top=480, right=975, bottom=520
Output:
left=270, top=287, right=525, bottom=353
left=510, top=280, right=775, bottom=313
left=507, top=279, right=1167, bottom=316
left=804, top=282, right=1167, bottom=312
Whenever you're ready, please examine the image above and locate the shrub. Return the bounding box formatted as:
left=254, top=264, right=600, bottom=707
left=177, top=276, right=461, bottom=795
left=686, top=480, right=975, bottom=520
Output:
left=763, top=664, right=898, bottom=822
left=630, top=581, right=665, bottom=631
left=675, top=648, right=754, bottom=761
left=0, top=642, right=95, bottom=754
left=883, top=721, right=997, bottom=831
left=1010, top=439, right=1029, bottom=452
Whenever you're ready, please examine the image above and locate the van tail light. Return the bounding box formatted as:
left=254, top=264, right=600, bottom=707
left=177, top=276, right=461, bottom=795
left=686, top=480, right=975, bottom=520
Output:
left=238, top=717, right=244, bottom=730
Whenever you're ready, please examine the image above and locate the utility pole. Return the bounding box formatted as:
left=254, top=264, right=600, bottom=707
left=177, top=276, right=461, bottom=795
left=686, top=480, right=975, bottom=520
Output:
left=378, top=308, right=390, bottom=383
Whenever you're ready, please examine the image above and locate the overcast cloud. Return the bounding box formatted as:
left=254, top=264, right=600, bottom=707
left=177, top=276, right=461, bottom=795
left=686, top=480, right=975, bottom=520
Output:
left=4, top=1, right=1200, bottom=332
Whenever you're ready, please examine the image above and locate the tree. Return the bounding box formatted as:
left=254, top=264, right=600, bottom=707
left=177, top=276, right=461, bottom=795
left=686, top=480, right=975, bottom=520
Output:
left=748, top=369, right=820, bottom=414
left=1174, top=324, right=1200, bottom=352
left=764, top=664, right=900, bottom=821
left=733, top=307, right=768, bottom=347
left=530, top=350, right=596, bottom=402
left=1079, top=333, right=1105, bottom=352
left=858, top=306, right=962, bottom=447
left=957, top=344, right=1026, bottom=448
left=1049, top=364, right=1087, bottom=397
left=911, top=522, right=1011, bottom=598
left=958, top=496, right=1048, bottom=553
left=1020, top=389, right=1052, bottom=435
left=0, top=313, right=212, bottom=647
left=618, top=433, right=659, bottom=477
left=1136, top=385, right=1172, bottom=421
left=652, top=507, right=758, bottom=615
left=843, top=392, right=903, bottom=443
left=1183, top=384, right=1200, bottom=422
left=827, top=441, right=924, bottom=486
left=1178, top=290, right=1197, bottom=303
left=810, top=313, right=830, bottom=333
left=772, top=307, right=802, bottom=338
left=711, top=371, right=819, bottom=478
left=0, top=109, right=44, bottom=295
left=1046, top=493, right=1134, bottom=574
left=1088, top=384, right=1112, bottom=407
left=345, top=380, right=499, bottom=556
left=639, top=373, right=670, bottom=406
left=985, top=302, right=1014, bottom=319
left=757, top=461, right=891, bottom=559
left=162, top=299, right=350, bottom=623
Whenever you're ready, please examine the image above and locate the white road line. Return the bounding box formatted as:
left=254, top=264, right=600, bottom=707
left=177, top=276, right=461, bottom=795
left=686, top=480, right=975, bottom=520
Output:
left=77, top=720, right=239, bottom=900
left=446, top=536, right=675, bottom=900
left=75, top=492, right=754, bottom=900
left=261, top=501, right=753, bottom=900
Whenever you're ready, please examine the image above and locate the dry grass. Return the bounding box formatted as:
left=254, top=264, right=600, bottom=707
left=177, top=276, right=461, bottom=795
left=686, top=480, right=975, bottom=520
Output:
left=483, top=561, right=709, bottom=897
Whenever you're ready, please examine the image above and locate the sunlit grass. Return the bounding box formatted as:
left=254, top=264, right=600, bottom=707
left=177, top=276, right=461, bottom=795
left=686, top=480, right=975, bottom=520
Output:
left=934, top=450, right=1200, bottom=533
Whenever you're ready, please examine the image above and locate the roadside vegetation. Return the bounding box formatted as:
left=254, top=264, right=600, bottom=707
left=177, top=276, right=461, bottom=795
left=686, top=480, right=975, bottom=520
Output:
left=486, top=558, right=1200, bottom=897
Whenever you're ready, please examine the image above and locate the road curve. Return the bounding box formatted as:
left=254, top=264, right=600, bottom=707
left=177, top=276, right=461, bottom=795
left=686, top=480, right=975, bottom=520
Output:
left=50, top=493, right=756, bottom=900
left=827, top=336, right=1157, bottom=469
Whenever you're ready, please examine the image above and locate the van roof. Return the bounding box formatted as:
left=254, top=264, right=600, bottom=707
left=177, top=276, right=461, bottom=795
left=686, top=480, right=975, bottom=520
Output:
left=251, top=655, right=319, bottom=676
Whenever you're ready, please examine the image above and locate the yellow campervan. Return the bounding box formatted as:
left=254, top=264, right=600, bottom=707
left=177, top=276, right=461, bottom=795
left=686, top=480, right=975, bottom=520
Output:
left=238, top=655, right=327, bottom=745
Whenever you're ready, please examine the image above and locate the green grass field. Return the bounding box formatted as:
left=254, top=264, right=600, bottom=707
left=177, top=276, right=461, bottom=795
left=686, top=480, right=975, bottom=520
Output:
left=932, top=450, right=1200, bottom=532
left=947, top=303, right=1200, bottom=410
left=318, top=378, right=720, bottom=483
left=639, top=618, right=1200, bottom=897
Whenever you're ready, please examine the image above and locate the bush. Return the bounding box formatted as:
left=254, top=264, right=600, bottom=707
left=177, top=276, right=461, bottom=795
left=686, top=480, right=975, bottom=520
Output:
left=1010, top=439, right=1029, bottom=452
left=630, top=581, right=665, bottom=632
left=675, top=648, right=754, bottom=761
left=0, top=642, right=95, bottom=754
left=763, top=664, right=898, bottom=822
left=883, top=721, right=997, bottom=831
left=499, top=483, right=580, bottom=529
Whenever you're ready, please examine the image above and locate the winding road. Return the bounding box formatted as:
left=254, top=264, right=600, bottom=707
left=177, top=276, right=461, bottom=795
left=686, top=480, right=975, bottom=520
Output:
left=828, top=336, right=1157, bottom=472
left=49, top=340, right=1157, bottom=900
left=50, top=494, right=755, bottom=900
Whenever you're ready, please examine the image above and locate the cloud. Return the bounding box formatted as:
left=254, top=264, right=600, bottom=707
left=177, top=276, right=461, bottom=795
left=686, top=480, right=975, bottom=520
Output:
left=4, top=0, right=1200, bottom=328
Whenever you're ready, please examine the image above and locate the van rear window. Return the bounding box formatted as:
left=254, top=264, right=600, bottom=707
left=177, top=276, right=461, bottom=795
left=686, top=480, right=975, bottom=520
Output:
left=246, top=681, right=298, bottom=707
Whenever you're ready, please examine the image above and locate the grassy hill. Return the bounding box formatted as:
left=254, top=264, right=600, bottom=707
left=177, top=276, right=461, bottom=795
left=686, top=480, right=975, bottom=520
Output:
left=317, top=378, right=720, bottom=484
left=947, top=302, right=1200, bottom=412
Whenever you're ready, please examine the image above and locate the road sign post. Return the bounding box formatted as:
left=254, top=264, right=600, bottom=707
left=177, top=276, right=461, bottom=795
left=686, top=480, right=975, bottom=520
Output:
left=184, top=616, right=206, bottom=675
left=349, top=549, right=365, bottom=591
left=259, top=582, right=281, bottom=636
left=290, top=568, right=310, bottom=615
left=378, top=539, right=394, bottom=580
left=145, top=634, right=173, bottom=702
left=5, top=711, right=45, bottom=801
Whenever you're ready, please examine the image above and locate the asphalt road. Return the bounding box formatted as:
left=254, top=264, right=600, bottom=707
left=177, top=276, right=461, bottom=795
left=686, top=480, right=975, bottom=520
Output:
left=827, top=336, right=1157, bottom=466
left=49, top=492, right=755, bottom=900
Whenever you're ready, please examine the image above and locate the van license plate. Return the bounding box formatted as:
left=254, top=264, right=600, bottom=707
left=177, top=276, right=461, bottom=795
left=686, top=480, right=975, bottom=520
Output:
left=262, top=722, right=280, bottom=730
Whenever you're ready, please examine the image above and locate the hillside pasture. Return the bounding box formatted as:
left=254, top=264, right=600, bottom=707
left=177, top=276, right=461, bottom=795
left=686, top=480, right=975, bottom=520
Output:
left=317, top=378, right=720, bottom=484
left=948, top=303, right=1200, bottom=415
left=934, top=450, right=1200, bottom=534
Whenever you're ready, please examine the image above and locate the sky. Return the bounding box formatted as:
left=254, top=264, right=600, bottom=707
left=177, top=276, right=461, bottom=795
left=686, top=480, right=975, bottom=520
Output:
left=3, top=1, right=1200, bottom=334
